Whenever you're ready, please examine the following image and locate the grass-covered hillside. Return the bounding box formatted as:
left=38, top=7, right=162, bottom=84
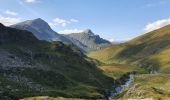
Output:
left=88, top=24, right=170, bottom=73
left=88, top=24, right=170, bottom=99
left=21, top=96, right=81, bottom=100
left=118, top=74, right=170, bottom=100
left=0, top=23, right=115, bottom=99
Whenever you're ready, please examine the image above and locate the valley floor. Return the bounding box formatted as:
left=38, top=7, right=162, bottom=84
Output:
left=97, top=63, right=138, bottom=79
left=20, top=96, right=81, bottom=100
left=21, top=74, right=170, bottom=100
left=97, top=61, right=170, bottom=100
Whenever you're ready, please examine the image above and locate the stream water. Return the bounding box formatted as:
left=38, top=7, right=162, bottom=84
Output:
left=106, top=74, right=134, bottom=100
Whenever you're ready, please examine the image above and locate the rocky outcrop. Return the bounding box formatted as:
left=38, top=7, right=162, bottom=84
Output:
left=64, top=29, right=111, bottom=52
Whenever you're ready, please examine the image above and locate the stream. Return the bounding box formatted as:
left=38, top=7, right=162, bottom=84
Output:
left=106, top=74, right=134, bottom=100
left=106, top=70, right=158, bottom=100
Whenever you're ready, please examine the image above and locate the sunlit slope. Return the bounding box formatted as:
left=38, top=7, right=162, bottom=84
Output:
left=21, top=96, right=81, bottom=100
left=119, top=74, right=170, bottom=100
left=88, top=25, right=170, bottom=73
left=88, top=44, right=126, bottom=64
left=98, top=63, right=139, bottom=79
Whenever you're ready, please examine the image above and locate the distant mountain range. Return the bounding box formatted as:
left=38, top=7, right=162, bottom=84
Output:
left=11, top=18, right=111, bottom=52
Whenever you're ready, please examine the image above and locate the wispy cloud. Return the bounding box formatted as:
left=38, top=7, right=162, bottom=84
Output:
left=5, top=10, right=18, bottom=16
left=49, top=18, right=79, bottom=27
left=25, top=0, right=40, bottom=3
left=0, top=15, right=22, bottom=26
left=58, top=29, right=83, bottom=34
left=70, top=19, right=79, bottom=23
left=145, top=0, right=169, bottom=8
left=52, top=18, right=70, bottom=27
left=144, top=18, right=170, bottom=32
left=16, top=0, right=41, bottom=17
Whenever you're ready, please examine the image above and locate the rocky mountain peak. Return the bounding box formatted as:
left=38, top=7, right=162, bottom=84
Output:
left=11, top=18, right=52, bottom=31
left=10, top=18, right=71, bottom=42
left=83, top=29, right=94, bottom=36
left=31, top=18, right=47, bottom=24
left=0, top=23, right=6, bottom=31
left=28, top=18, right=52, bottom=30
left=34, top=18, right=44, bottom=21
left=0, top=23, right=5, bottom=27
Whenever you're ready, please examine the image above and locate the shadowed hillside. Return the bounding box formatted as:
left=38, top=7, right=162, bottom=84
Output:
left=0, top=23, right=115, bottom=99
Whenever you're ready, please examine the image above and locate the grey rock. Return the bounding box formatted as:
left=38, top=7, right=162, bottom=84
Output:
left=10, top=18, right=70, bottom=42
left=10, top=18, right=111, bottom=52
left=64, top=29, right=111, bottom=52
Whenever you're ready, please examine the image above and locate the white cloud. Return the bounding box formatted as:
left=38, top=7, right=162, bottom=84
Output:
left=109, top=38, right=115, bottom=42
left=0, top=15, right=21, bottom=26
left=25, top=0, right=35, bottom=3
left=49, top=18, right=79, bottom=27
left=5, top=10, right=18, bottom=16
left=70, top=19, right=79, bottom=23
left=144, top=18, right=170, bottom=32
left=53, top=18, right=70, bottom=27
left=25, top=0, right=40, bottom=3
left=58, top=29, right=83, bottom=34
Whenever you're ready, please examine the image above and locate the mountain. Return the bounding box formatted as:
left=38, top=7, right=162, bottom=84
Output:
left=11, top=19, right=111, bottom=52
left=10, top=18, right=70, bottom=42
left=88, top=24, right=170, bottom=99
left=0, top=23, right=115, bottom=99
left=64, top=29, right=112, bottom=52
left=89, top=24, right=170, bottom=73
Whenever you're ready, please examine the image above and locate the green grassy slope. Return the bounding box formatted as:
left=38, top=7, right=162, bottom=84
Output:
left=119, top=74, right=170, bottom=100
left=88, top=25, right=170, bottom=99
left=0, top=23, right=115, bottom=99
left=21, top=96, right=81, bottom=100
left=88, top=44, right=126, bottom=64
left=88, top=24, right=170, bottom=73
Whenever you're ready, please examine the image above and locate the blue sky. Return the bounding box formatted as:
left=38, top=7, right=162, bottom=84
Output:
left=0, top=0, right=170, bottom=41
